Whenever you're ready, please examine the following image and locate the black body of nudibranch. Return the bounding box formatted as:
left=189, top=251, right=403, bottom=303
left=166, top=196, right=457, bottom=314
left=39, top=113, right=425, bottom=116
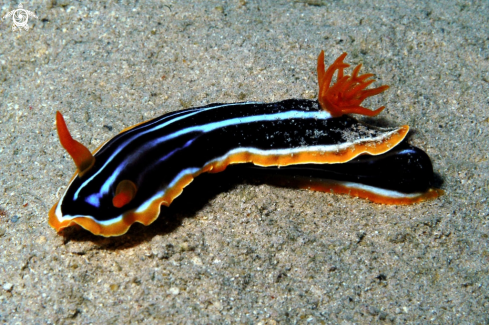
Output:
left=50, top=52, right=442, bottom=236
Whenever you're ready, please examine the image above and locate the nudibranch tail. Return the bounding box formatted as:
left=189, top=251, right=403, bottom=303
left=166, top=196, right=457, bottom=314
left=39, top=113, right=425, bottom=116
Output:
left=317, top=51, right=390, bottom=117
left=297, top=180, right=443, bottom=205
left=56, top=111, right=95, bottom=176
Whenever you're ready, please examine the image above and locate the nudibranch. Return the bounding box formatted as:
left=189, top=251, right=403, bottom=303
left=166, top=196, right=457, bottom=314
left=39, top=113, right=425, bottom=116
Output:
left=49, top=51, right=442, bottom=236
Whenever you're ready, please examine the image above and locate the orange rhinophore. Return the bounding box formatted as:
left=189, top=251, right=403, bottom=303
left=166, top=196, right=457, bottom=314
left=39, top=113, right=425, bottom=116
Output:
left=56, top=111, right=95, bottom=176
left=317, top=51, right=390, bottom=117
left=113, top=180, right=138, bottom=208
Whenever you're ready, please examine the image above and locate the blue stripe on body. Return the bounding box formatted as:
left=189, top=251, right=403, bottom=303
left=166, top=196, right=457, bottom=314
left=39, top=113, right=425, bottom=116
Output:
left=73, top=102, right=260, bottom=200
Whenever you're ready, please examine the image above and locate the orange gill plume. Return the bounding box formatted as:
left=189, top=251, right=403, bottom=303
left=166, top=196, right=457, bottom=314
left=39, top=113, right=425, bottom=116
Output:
left=317, top=51, right=390, bottom=117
